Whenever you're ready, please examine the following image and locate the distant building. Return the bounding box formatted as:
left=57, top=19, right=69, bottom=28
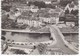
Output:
left=44, top=1, right=51, bottom=4
left=39, top=17, right=59, bottom=24
left=66, top=22, right=75, bottom=27
left=16, top=16, right=43, bottom=27
left=30, top=5, right=39, bottom=12
left=51, top=0, right=60, bottom=5
left=8, top=10, right=21, bottom=20
left=65, top=1, right=78, bottom=13
left=16, top=6, right=30, bottom=12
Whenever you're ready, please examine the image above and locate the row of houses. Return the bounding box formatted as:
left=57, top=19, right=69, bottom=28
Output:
left=17, top=17, right=44, bottom=27
left=16, top=14, right=59, bottom=25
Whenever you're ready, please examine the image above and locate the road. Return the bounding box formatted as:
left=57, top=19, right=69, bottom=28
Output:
left=49, top=25, right=77, bottom=54
left=2, top=25, right=78, bottom=54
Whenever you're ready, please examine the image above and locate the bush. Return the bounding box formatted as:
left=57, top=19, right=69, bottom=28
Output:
left=20, top=24, right=28, bottom=29
left=13, top=49, right=27, bottom=54
left=2, top=19, right=14, bottom=29
left=2, top=31, right=6, bottom=35
left=71, top=10, right=78, bottom=15
left=2, top=5, right=11, bottom=12
left=50, top=38, right=53, bottom=40
left=37, top=43, right=47, bottom=54
left=59, top=0, right=72, bottom=7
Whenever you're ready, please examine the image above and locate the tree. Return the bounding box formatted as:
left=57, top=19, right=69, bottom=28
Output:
left=59, top=0, right=72, bottom=7
left=33, top=1, right=46, bottom=8
left=2, top=31, right=6, bottom=35
left=71, top=9, right=74, bottom=14
left=11, top=21, right=18, bottom=29
left=2, top=5, right=12, bottom=12
left=1, top=36, right=6, bottom=41
left=74, top=10, right=78, bottom=15
left=2, top=19, right=14, bottom=29
left=65, top=8, right=69, bottom=14
left=37, top=43, right=47, bottom=54
left=71, top=10, right=78, bottom=15
left=14, top=49, right=27, bottom=54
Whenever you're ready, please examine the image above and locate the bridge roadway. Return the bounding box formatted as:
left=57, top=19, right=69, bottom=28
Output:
left=49, top=25, right=77, bottom=54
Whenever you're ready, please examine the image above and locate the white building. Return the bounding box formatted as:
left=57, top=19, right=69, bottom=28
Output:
left=66, top=22, right=75, bottom=27
left=44, top=1, right=51, bottom=4
left=9, top=11, right=21, bottom=20
left=17, top=17, right=43, bottom=27
left=30, top=5, right=39, bottom=12
left=39, top=17, right=58, bottom=24
left=14, top=11, right=21, bottom=17
left=16, top=6, right=31, bottom=12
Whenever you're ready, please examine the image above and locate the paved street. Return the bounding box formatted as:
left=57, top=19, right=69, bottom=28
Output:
left=49, top=25, right=77, bottom=54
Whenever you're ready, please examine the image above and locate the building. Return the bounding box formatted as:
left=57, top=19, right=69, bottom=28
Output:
left=30, top=5, right=39, bottom=12
left=16, top=16, right=43, bottom=27
left=16, top=6, right=31, bottom=12
left=51, top=0, right=60, bottom=5
left=39, top=17, right=59, bottom=24
left=44, top=1, right=51, bottom=4
left=64, top=1, right=78, bottom=13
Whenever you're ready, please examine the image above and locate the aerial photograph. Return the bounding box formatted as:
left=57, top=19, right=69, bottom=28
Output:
left=1, top=0, right=79, bottom=55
